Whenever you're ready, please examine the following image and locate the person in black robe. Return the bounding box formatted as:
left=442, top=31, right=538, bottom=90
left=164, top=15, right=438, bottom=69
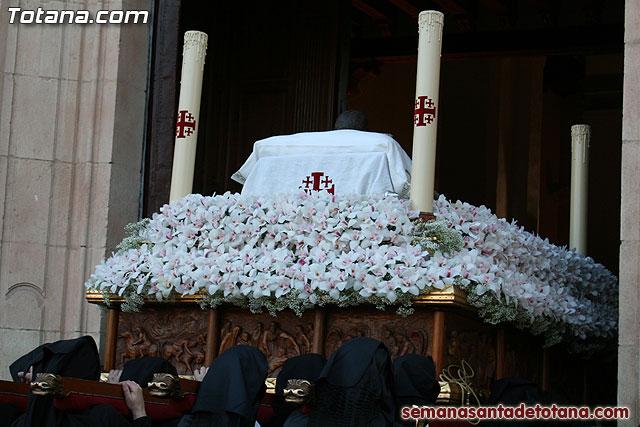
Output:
left=119, top=356, right=179, bottom=388
left=393, top=354, right=440, bottom=425
left=0, top=363, right=32, bottom=425
left=307, top=337, right=396, bottom=427
left=269, top=353, right=325, bottom=427
left=9, top=335, right=101, bottom=383
left=178, top=345, right=268, bottom=427
left=8, top=335, right=141, bottom=427
left=117, top=356, right=182, bottom=427
left=487, top=378, right=547, bottom=427
left=487, top=378, right=585, bottom=427
left=0, top=402, right=24, bottom=426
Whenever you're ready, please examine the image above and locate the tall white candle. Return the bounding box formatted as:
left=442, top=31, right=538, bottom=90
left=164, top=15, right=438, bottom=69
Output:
left=169, top=31, right=208, bottom=202
left=411, top=11, right=444, bottom=213
left=569, top=124, right=590, bottom=254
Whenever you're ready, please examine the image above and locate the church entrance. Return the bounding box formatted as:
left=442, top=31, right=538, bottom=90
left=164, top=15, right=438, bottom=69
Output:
left=142, top=0, right=622, bottom=405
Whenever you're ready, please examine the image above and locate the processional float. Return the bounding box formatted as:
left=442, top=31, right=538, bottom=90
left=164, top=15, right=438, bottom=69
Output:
left=85, top=9, right=613, bottom=400
left=1, top=9, right=616, bottom=421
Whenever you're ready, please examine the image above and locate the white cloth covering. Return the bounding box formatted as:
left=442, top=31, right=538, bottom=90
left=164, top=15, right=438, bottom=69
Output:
left=232, top=130, right=412, bottom=197
left=240, top=152, right=394, bottom=196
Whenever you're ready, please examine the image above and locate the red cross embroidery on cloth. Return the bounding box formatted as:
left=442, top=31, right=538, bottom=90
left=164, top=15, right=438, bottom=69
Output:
left=300, top=172, right=335, bottom=195
left=176, top=110, right=196, bottom=138
left=414, top=95, right=436, bottom=126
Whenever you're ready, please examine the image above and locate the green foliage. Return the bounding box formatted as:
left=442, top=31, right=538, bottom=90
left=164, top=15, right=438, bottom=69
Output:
left=465, top=281, right=600, bottom=352
left=413, top=219, right=463, bottom=256
left=120, top=291, right=145, bottom=313
left=116, top=219, right=150, bottom=254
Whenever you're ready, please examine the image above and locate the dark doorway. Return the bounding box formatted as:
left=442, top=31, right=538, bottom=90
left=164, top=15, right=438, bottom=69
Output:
left=144, top=0, right=622, bottom=275
left=143, top=0, right=622, bottom=407
left=144, top=0, right=349, bottom=216
left=345, top=0, right=623, bottom=275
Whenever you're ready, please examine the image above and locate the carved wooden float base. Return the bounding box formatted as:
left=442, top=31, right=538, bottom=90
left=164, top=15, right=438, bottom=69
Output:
left=87, top=285, right=572, bottom=401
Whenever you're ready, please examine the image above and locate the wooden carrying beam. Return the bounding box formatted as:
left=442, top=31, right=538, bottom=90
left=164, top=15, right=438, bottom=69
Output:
left=0, top=380, right=29, bottom=411
left=1, top=376, right=276, bottom=420
left=0, top=377, right=198, bottom=420
left=52, top=380, right=195, bottom=419
left=2, top=371, right=477, bottom=421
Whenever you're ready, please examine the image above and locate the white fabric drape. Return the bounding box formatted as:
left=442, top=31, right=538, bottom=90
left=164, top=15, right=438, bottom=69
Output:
left=232, top=130, right=412, bottom=197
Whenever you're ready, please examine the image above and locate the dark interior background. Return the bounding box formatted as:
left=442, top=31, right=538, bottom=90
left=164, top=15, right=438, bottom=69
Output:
left=147, top=0, right=622, bottom=274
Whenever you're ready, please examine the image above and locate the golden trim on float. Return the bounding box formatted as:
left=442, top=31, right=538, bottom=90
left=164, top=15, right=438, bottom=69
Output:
left=86, top=285, right=471, bottom=309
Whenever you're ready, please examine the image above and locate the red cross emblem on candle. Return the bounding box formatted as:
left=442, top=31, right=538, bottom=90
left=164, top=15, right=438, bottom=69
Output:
left=414, top=96, right=436, bottom=126
left=300, top=172, right=335, bottom=195
left=176, top=110, right=197, bottom=138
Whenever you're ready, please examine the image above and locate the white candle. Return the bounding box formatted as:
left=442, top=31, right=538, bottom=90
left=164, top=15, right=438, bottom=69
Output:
left=569, top=124, right=590, bottom=254
left=169, top=31, right=208, bottom=202
left=411, top=11, right=444, bottom=213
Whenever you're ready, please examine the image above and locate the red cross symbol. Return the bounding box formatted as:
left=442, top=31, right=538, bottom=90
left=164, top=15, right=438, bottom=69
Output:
left=176, top=110, right=196, bottom=138
left=300, top=172, right=335, bottom=195
left=414, top=96, right=436, bottom=127
left=302, top=176, right=314, bottom=188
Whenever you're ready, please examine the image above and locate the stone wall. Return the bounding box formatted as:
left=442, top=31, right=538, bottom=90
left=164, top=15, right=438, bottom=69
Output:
left=0, top=0, right=151, bottom=379
left=619, top=0, right=640, bottom=424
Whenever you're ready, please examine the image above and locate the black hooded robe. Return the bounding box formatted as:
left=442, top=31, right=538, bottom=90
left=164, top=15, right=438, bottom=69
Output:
left=119, top=356, right=179, bottom=389
left=308, top=337, right=396, bottom=427
left=177, top=345, right=268, bottom=427
left=9, top=335, right=129, bottom=427
left=119, top=356, right=182, bottom=427
left=271, top=353, right=325, bottom=427
left=393, top=354, right=441, bottom=425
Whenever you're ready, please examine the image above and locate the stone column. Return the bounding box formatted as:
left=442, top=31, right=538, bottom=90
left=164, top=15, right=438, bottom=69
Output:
left=569, top=124, right=590, bottom=255
left=619, top=0, right=640, bottom=424
left=0, top=0, right=152, bottom=378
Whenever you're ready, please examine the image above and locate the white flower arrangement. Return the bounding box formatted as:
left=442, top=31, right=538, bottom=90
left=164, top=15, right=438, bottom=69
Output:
left=85, top=192, right=617, bottom=348
left=432, top=195, right=617, bottom=348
